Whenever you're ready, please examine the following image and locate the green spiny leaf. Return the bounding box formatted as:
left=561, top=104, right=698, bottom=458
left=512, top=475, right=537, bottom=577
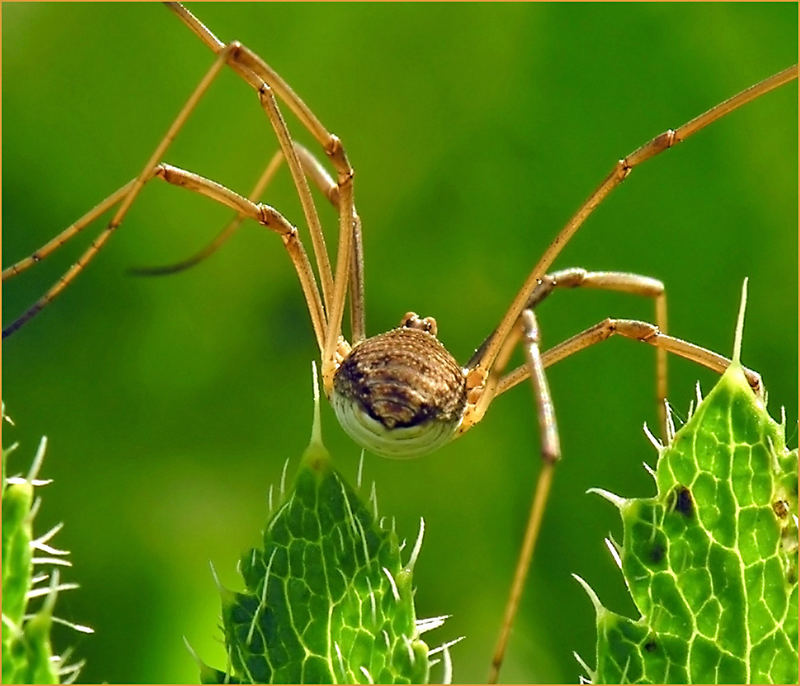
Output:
left=206, top=399, right=436, bottom=683
left=583, top=363, right=798, bottom=684
left=2, top=425, right=94, bottom=685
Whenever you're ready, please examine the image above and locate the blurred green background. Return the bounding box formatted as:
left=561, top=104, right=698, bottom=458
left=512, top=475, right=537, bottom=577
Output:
left=2, top=3, right=796, bottom=683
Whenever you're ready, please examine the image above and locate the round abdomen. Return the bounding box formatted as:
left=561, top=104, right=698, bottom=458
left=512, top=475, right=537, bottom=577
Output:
left=331, top=327, right=467, bottom=458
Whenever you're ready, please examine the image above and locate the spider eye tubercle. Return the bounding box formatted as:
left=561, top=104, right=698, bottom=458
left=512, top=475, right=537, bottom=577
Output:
left=331, top=326, right=466, bottom=458
left=400, top=311, right=438, bottom=337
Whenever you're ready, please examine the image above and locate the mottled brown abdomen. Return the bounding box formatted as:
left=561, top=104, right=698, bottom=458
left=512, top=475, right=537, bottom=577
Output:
left=333, top=326, right=467, bottom=431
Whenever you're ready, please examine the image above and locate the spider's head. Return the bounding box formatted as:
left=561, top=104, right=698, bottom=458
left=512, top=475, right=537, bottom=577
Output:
left=330, top=321, right=466, bottom=459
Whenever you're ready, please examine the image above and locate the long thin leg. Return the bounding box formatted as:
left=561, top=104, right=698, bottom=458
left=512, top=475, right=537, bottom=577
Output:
left=464, top=269, right=669, bottom=438
left=166, top=3, right=336, bottom=312
left=294, top=143, right=366, bottom=345
left=320, top=173, right=356, bottom=394
left=467, top=269, right=666, bottom=367
left=128, top=150, right=284, bottom=276
left=467, top=65, right=797, bottom=394
left=488, top=309, right=560, bottom=684
left=3, top=157, right=328, bottom=352
left=8, top=147, right=280, bottom=285
left=149, top=163, right=327, bottom=352
left=4, top=29, right=340, bottom=350
left=166, top=5, right=359, bottom=317
left=127, top=140, right=340, bottom=277
left=2, top=180, right=137, bottom=281
left=525, top=269, right=669, bottom=437
left=486, top=315, right=761, bottom=683
left=128, top=141, right=368, bottom=346
left=228, top=43, right=356, bottom=391
left=497, top=317, right=762, bottom=397
left=164, top=3, right=336, bottom=157
left=165, top=4, right=360, bottom=389
left=2, top=42, right=239, bottom=338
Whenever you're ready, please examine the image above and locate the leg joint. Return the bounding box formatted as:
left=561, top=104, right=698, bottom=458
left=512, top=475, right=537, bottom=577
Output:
left=617, top=318, right=660, bottom=341
left=226, top=40, right=243, bottom=58
left=257, top=204, right=294, bottom=236
left=325, top=135, right=354, bottom=178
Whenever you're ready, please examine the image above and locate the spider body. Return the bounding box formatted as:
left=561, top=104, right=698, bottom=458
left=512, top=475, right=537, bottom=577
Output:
left=331, top=314, right=467, bottom=458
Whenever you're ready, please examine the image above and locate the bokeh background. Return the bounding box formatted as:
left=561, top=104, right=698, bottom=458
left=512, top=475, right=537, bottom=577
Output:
left=2, top=3, right=797, bottom=683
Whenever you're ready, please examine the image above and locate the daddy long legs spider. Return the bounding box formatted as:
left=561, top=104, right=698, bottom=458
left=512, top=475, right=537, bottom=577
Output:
left=2, top=3, right=797, bottom=682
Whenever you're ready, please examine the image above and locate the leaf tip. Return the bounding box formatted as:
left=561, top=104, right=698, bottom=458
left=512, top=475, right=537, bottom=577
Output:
left=301, top=362, right=331, bottom=470
left=732, top=277, right=748, bottom=365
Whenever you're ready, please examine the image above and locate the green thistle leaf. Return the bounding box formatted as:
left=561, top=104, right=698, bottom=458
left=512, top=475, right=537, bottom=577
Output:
left=2, top=424, right=92, bottom=684
left=581, top=362, right=798, bottom=684
left=202, top=380, right=442, bottom=684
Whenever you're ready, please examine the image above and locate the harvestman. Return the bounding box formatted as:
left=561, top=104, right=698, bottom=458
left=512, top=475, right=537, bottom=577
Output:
left=3, top=4, right=797, bottom=681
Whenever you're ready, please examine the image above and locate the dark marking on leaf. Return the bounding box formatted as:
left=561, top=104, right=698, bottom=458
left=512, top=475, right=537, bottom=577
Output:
left=672, top=485, right=694, bottom=518
left=773, top=499, right=789, bottom=518
left=644, top=639, right=658, bottom=653
left=787, top=563, right=798, bottom=586
left=648, top=543, right=665, bottom=564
